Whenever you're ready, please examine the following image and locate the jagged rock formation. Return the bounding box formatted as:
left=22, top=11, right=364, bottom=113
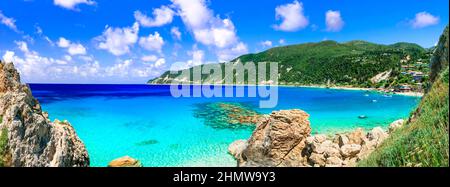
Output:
left=229, top=109, right=398, bottom=167
left=0, top=61, right=89, bottom=167
left=235, top=110, right=312, bottom=167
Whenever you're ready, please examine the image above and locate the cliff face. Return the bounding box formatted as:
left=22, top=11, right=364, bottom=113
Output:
left=430, top=26, right=449, bottom=83
left=0, top=62, right=89, bottom=167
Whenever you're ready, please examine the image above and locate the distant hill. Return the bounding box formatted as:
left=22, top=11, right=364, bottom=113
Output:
left=359, top=25, right=449, bottom=167
left=149, top=40, right=430, bottom=88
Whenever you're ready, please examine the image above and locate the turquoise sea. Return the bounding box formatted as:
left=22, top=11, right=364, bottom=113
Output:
left=29, top=84, right=420, bottom=167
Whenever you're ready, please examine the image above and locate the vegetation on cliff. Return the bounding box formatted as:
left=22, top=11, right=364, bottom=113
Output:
left=0, top=127, right=8, bottom=167
left=150, top=40, right=431, bottom=90
left=358, top=26, right=449, bottom=167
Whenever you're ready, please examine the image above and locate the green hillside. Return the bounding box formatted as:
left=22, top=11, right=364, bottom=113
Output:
left=149, top=40, right=431, bottom=89
left=358, top=26, right=449, bottom=167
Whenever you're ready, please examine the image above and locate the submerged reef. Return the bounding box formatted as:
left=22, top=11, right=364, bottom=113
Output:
left=193, top=102, right=262, bottom=129
left=135, top=139, right=159, bottom=146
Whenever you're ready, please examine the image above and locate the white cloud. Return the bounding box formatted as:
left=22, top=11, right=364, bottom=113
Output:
left=325, top=10, right=344, bottom=32
left=171, top=0, right=212, bottom=29
left=170, top=46, right=205, bottom=70
left=2, top=50, right=15, bottom=62
left=2, top=41, right=164, bottom=83
left=192, top=18, right=238, bottom=48
left=15, top=41, right=30, bottom=53
left=216, top=42, right=248, bottom=62
left=139, top=32, right=164, bottom=52
left=0, top=11, right=19, bottom=32
left=105, top=59, right=133, bottom=77
left=134, top=6, right=175, bottom=27
left=35, top=25, right=55, bottom=46
left=273, top=0, right=309, bottom=32
left=67, top=43, right=87, bottom=55
left=44, top=36, right=54, bottom=46
left=141, top=55, right=158, bottom=62
left=35, top=25, right=43, bottom=35
left=96, top=22, right=139, bottom=56
left=133, top=58, right=166, bottom=78
left=171, top=27, right=182, bottom=40
left=190, top=48, right=205, bottom=66
left=57, top=37, right=71, bottom=48
left=64, top=55, right=72, bottom=61
left=279, top=39, right=286, bottom=45
left=153, top=58, right=166, bottom=68
left=410, top=12, right=439, bottom=28
left=78, top=55, right=94, bottom=62
left=110, top=58, right=166, bottom=78
left=53, top=0, right=95, bottom=10
left=260, top=40, right=273, bottom=48
left=57, top=37, right=87, bottom=55
left=1, top=41, right=91, bottom=82
left=171, top=0, right=247, bottom=61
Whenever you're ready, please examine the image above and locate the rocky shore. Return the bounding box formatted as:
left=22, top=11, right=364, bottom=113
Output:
left=228, top=109, right=404, bottom=167
left=0, top=62, right=89, bottom=167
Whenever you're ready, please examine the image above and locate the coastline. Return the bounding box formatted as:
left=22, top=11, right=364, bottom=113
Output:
left=147, top=82, right=424, bottom=97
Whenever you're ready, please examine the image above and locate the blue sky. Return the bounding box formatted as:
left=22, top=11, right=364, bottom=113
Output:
left=0, top=0, right=448, bottom=83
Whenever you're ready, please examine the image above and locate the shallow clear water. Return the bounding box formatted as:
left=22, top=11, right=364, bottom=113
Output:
left=29, top=84, right=420, bottom=167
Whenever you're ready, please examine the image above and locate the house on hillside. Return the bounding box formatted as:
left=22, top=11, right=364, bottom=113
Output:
left=395, top=84, right=412, bottom=92
left=412, top=72, right=425, bottom=82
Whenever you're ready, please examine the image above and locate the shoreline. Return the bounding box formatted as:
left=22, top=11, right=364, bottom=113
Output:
left=147, top=83, right=424, bottom=97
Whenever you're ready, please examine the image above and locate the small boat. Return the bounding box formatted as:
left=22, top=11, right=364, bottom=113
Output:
left=358, top=115, right=368, bottom=119
left=364, top=93, right=370, bottom=97
left=372, top=99, right=378, bottom=102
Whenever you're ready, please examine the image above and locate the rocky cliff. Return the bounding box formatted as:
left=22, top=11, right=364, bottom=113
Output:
left=0, top=61, right=89, bottom=167
left=430, top=26, right=449, bottom=83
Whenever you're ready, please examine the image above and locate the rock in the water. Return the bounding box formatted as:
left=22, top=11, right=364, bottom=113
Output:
left=108, top=156, right=142, bottom=167
left=237, top=109, right=311, bottom=167
left=0, top=62, right=89, bottom=167
left=388, top=119, right=405, bottom=133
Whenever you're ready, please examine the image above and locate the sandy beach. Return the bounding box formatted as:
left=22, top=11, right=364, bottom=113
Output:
left=149, top=82, right=424, bottom=97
